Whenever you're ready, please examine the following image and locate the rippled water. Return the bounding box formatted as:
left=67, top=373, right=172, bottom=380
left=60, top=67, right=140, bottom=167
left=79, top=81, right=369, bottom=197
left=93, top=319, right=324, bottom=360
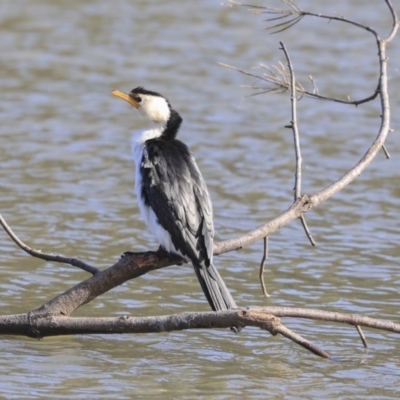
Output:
left=1, top=0, right=400, bottom=398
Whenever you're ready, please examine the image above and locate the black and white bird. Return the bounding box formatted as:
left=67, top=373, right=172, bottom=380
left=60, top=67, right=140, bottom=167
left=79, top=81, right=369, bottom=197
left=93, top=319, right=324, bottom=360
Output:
left=112, top=86, right=238, bottom=313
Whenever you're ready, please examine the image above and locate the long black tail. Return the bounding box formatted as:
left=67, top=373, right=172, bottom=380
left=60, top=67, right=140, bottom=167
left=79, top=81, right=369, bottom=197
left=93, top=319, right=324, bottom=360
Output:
left=192, top=261, right=241, bottom=333
left=192, top=260, right=237, bottom=311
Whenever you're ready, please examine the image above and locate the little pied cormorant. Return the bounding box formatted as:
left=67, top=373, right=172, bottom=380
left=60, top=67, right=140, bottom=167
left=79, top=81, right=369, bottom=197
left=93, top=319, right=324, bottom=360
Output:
left=111, top=86, right=238, bottom=314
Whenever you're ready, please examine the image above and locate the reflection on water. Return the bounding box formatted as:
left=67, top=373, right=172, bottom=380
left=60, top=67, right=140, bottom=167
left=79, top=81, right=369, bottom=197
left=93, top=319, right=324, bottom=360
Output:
left=1, top=0, right=400, bottom=398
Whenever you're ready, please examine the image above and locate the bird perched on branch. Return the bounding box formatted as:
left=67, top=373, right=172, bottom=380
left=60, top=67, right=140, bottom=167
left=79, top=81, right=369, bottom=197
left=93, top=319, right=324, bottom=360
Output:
left=112, top=86, right=238, bottom=318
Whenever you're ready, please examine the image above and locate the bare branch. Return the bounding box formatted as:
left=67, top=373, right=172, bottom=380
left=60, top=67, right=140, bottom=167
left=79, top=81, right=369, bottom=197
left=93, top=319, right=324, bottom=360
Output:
left=0, top=213, right=99, bottom=275
left=356, top=325, right=368, bottom=348
left=0, top=310, right=279, bottom=338
left=308, top=75, right=319, bottom=95
left=2, top=307, right=400, bottom=357
left=280, top=42, right=301, bottom=201
left=3, top=309, right=329, bottom=358
left=224, top=1, right=385, bottom=105
left=280, top=41, right=316, bottom=247
left=31, top=250, right=185, bottom=318
left=266, top=15, right=304, bottom=34
left=237, top=1, right=380, bottom=38
left=300, top=216, right=316, bottom=246
left=216, top=1, right=394, bottom=256
left=213, top=195, right=310, bottom=255
left=383, top=0, right=399, bottom=42
left=259, top=236, right=270, bottom=298
left=382, top=144, right=391, bottom=159
left=256, top=307, right=400, bottom=334
left=221, top=62, right=380, bottom=106
left=313, top=48, right=390, bottom=205
left=273, top=323, right=330, bottom=358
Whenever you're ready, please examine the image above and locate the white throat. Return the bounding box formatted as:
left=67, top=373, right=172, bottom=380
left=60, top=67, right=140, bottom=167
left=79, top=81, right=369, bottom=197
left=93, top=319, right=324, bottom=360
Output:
left=130, top=93, right=171, bottom=168
left=131, top=126, right=162, bottom=149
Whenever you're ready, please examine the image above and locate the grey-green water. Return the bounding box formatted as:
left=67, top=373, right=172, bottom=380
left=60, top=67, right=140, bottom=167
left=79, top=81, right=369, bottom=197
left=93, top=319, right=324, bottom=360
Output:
left=1, top=0, right=400, bottom=398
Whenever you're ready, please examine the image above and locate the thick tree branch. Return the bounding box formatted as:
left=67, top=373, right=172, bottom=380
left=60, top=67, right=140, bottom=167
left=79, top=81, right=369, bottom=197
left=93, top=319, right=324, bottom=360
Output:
left=4, top=309, right=330, bottom=358
left=0, top=310, right=279, bottom=337
left=31, top=251, right=185, bottom=318
left=1, top=307, right=400, bottom=358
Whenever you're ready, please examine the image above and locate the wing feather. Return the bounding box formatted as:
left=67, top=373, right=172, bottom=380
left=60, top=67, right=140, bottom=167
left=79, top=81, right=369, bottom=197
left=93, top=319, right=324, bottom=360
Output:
left=141, top=139, right=214, bottom=263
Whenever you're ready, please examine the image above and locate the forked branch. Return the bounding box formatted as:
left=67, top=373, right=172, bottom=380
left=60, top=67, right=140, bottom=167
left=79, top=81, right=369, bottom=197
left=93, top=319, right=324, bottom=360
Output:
left=280, top=41, right=315, bottom=247
left=216, top=0, right=397, bottom=255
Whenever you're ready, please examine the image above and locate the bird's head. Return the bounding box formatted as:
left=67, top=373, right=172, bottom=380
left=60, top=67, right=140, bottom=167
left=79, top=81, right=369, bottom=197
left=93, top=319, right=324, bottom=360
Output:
left=112, top=86, right=171, bottom=125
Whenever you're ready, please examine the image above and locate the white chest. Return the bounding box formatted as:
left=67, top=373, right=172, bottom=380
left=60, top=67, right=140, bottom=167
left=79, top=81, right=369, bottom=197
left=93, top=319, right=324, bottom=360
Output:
left=131, top=130, right=186, bottom=258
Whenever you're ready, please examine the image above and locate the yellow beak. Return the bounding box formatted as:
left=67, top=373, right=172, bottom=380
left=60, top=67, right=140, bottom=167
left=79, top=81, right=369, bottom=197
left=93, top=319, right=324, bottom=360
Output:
left=111, top=90, right=139, bottom=109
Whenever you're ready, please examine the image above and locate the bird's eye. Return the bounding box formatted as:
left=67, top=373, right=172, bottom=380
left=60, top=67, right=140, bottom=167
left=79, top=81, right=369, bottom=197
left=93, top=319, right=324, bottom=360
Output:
left=133, top=94, right=142, bottom=103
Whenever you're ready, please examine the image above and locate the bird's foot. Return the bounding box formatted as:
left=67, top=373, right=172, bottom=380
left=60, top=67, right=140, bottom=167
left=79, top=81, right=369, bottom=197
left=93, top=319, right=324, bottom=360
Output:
left=156, top=246, right=185, bottom=265
left=121, top=251, right=136, bottom=258
left=155, top=245, right=170, bottom=258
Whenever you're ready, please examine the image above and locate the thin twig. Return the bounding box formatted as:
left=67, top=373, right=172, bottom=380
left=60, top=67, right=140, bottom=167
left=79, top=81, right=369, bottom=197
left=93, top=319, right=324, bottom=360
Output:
left=356, top=324, right=368, bottom=348
left=266, top=15, right=304, bottom=34
left=223, top=1, right=384, bottom=106
left=280, top=42, right=301, bottom=200
left=259, top=236, right=270, bottom=298
left=221, top=61, right=380, bottom=106
left=308, top=75, right=319, bottom=95
left=273, top=323, right=331, bottom=358
left=280, top=42, right=315, bottom=247
left=384, top=0, right=399, bottom=42
left=382, top=143, right=391, bottom=159
left=300, top=216, right=316, bottom=246
left=380, top=0, right=400, bottom=159
left=0, top=214, right=99, bottom=275
left=240, top=1, right=380, bottom=38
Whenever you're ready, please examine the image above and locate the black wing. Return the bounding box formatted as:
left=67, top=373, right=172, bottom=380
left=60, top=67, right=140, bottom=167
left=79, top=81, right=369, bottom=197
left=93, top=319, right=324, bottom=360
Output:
left=140, top=138, right=214, bottom=264
left=141, top=138, right=238, bottom=315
